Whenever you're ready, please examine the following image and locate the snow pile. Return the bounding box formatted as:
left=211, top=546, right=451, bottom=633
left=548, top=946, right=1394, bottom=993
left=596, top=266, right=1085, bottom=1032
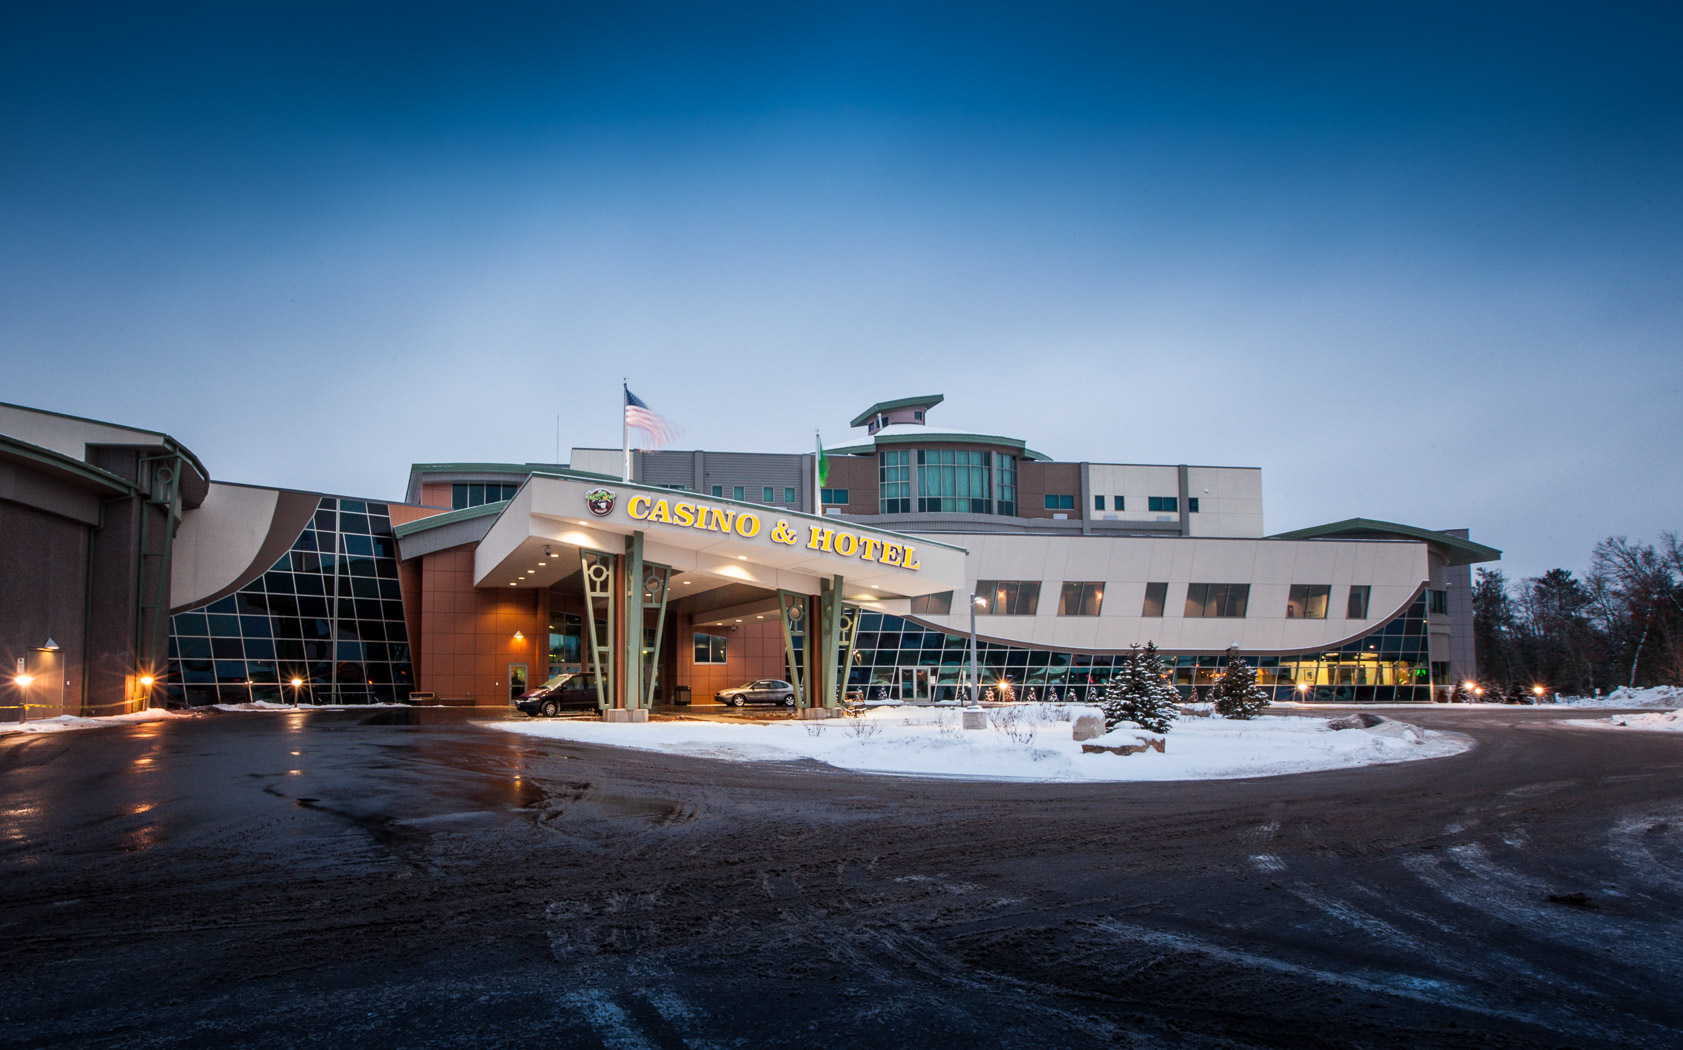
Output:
left=0, top=708, right=193, bottom=736
left=1567, top=708, right=1683, bottom=732
left=489, top=707, right=1470, bottom=782
left=1554, top=686, right=1683, bottom=709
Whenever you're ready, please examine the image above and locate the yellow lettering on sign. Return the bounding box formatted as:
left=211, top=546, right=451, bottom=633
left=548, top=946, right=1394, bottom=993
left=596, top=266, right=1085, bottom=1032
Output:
left=616, top=491, right=920, bottom=571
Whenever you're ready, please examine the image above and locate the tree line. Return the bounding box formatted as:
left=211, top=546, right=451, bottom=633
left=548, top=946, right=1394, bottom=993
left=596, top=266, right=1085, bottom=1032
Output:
left=1474, top=533, right=1683, bottom=695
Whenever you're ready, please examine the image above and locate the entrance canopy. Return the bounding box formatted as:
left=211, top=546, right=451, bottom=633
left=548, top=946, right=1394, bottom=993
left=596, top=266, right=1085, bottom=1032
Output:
left=473, top=472, right=968, bottom=603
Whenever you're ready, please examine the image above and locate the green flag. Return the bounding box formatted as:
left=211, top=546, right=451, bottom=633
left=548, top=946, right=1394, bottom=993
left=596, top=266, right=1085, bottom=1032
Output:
left=817, top=433, right=829, bottom=487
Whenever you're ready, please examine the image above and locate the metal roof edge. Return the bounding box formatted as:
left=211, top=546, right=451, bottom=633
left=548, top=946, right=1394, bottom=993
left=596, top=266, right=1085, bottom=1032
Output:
left=1269, top=518, right=1501, bottom=565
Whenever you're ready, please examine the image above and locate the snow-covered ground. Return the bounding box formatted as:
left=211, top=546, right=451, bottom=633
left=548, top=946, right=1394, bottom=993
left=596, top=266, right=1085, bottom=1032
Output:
left=1551, top=685, right=1683, bottom=709
left=488, top=705, right=1471, bottom=782
left=1563, top=707, right=1683, bottom=733
left=0, top=708, right=193, bottom=736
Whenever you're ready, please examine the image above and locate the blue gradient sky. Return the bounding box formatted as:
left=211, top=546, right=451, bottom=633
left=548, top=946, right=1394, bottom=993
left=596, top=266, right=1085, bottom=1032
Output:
left=2, top=2, right=1678, bottom=579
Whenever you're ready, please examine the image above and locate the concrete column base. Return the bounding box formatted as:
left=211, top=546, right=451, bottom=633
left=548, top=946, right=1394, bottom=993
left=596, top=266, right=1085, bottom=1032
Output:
left=799, top=707, right=835, bottom=720
left=963, top=708, right=988, bottom=730
left=603, top=708, right=650, bottom=723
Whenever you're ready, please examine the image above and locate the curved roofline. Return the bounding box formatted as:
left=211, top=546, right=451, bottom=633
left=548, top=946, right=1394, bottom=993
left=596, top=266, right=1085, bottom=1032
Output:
left=1269, top=518, right=1501, bottom=566
left=849, top=394, right=944, bottom=428
left=827, top=432, right=1051, bottom=461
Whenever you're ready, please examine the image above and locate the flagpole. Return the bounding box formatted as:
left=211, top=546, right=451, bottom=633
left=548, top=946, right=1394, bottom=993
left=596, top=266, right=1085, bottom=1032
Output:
left=621, top=379, right=630, bottom=482
left=814, top=430, right=821, bottom=514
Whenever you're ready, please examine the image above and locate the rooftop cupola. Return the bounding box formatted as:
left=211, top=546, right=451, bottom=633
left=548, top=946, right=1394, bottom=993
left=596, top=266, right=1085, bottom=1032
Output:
left=849, top=394, right=944, bottom=435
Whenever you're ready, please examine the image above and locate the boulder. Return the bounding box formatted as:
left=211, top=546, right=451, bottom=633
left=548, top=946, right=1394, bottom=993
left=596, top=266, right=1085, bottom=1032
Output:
left=1327, top=712, right=1387, bottom=730
left=1081, top=738, right=1166, bottom=757
left=1071, top=713, right=1105, bottom=741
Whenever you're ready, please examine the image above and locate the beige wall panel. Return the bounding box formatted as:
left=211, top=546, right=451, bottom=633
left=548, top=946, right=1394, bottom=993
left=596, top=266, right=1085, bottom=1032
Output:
left=171, top=483, right=280, bottom=608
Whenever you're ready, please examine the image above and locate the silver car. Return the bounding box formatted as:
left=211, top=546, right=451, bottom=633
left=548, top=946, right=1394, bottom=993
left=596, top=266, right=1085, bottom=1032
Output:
left=715, top=679, right=796, bottom=707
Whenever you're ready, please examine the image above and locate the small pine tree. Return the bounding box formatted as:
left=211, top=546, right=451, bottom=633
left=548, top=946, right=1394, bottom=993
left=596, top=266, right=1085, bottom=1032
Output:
left=1212, top=646, right=1270, bottom=720
left=1449, top=680, right=1471, bottom=703
left=1504, top=681, right=1524, bottom=705
left=1098, top=643, right=1180, bottom=734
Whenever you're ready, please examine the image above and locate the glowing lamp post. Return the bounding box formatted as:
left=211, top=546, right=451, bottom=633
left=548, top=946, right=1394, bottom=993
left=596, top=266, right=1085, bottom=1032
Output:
left=965, top=593, right=987, bottom=730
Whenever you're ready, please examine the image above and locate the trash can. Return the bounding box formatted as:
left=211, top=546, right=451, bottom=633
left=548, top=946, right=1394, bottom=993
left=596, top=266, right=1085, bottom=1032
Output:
left=673, top=685, right=691, bottom=707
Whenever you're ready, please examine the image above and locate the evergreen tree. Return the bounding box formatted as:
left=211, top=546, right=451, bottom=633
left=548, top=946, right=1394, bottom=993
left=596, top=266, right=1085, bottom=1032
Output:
left=1212, top=646, right=1271, bottom=719
left=1098, top=643, right=1180, bottom=733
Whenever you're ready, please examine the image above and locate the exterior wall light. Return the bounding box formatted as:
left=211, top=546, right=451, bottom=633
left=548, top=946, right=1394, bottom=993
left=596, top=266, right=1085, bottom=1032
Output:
left=139, top=676, right=154, bottom=687
left=14, top=675, right=34, bottom=687
left=513, top=631, right=525, bottom=642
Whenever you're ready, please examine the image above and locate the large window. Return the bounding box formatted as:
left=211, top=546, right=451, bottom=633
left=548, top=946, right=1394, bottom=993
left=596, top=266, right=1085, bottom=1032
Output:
left=917, top=449, right=992, bottom=513
left=879, top=450, right=911, bottom=513
left=975, top=581, right=1040, bottom=615
left=1184, top=583, right=1249, bottom=618
left=1286, top=584, right=1330, bottom=619
left=1148, top=496, right=1178, bottom=513
left=451, top=483, right=519, bottom=509
left=995, top=454, right=1017, bottom=516
left=1348, top=585, right=1371, bottom=619
left=909, top=591, right=953, bottom=615
left=1141, top=582, right=1168, bottom=617
left=693, top=633, right=727, bottom=664
left=821, top=488, right=849, bottom=505
left=1057, top=582, right=1104, bottom=616
left=1043, top=494, right=1075, bottom=510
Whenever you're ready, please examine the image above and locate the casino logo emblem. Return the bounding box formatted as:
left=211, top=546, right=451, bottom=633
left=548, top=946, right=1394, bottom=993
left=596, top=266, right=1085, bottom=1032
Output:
left=585, top=488, right=616, bottom=517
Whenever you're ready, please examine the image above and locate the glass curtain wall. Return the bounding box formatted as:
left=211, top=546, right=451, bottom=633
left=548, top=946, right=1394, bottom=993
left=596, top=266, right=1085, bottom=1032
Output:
left=165, top=497, right=414, bottom=705
left=848, top=594, right=1435, bottom=704
left=916, top=449, right=991, bottom=513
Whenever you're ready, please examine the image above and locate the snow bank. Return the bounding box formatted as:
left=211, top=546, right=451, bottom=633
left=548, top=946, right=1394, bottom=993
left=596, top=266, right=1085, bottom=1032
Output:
left=0, top=708, right=193, bottom=736
left=1565, top=707, right=1683, bottom=732
left=1553, top=686, right=1683, bottom=709
left=487, top=707, right=1470, bottom=782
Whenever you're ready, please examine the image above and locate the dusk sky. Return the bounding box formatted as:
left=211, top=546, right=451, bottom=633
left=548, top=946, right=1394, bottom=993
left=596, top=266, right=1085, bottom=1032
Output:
left=2, top=2, right=1678, bottom=581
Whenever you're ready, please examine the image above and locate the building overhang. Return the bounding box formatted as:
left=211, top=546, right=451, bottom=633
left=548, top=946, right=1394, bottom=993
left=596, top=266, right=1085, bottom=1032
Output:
left=472, top=472, right=969, bottom=601
left=1269, top=518, right=1501, bottom=567
left=849, top=394, right=945, bottom=428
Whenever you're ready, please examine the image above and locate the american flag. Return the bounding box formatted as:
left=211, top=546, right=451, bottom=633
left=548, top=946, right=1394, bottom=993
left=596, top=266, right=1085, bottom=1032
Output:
left=624, top=387, right=676, bottom=448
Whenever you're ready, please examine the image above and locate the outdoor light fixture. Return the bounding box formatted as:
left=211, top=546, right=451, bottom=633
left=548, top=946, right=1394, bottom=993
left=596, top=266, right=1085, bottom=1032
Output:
left=291, top=678, right=303, bottom=687
left=14, top=675, right=34, bottom=687
left=544, top=545, right=554, bottom=557
left=42, top=638, right=59, bottom=650
left=1533, top=685, right=1546, bottom=696
left=513, top=631, right=524, bottom=642
left=139, top=676, right=154, bottom=687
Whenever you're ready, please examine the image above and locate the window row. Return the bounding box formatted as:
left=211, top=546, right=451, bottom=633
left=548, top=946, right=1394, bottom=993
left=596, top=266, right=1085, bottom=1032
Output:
left=912, top=582, right=1379, bottom=619
left=710, top=484, right=798, bottom=504
left=452, top=483, right=519, bottom=509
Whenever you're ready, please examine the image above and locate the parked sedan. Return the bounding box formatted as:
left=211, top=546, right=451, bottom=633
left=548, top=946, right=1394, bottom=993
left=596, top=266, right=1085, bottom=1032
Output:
left=515, top=672, right=602, bottom=716
left=715, top=679, right=797, bottom=707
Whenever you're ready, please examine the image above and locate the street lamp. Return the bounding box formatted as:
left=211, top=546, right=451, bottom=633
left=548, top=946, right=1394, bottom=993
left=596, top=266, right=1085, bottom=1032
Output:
left=290, top=677, right=304, bottom=707
left=968, top=592, right=985, bottom=708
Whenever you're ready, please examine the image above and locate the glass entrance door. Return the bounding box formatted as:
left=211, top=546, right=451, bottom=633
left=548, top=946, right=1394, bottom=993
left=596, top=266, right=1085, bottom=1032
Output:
left=508, top=663, right=528, bottom=703
left=898, top=668, right=931, bottom=702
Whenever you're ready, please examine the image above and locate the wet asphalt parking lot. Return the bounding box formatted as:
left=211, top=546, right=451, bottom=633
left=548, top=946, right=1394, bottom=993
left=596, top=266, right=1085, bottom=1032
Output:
left=2, top=705, right=1682, bottom=1049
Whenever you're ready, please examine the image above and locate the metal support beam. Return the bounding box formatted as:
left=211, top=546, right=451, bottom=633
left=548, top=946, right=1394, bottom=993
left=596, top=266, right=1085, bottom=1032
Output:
left=639, top=559, right=671, bottom=709
left=623, top=533, right=644, bottom=710
left=580, top=548, right=616, bottom=710
left=775, top=589, right=806, bottom=708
